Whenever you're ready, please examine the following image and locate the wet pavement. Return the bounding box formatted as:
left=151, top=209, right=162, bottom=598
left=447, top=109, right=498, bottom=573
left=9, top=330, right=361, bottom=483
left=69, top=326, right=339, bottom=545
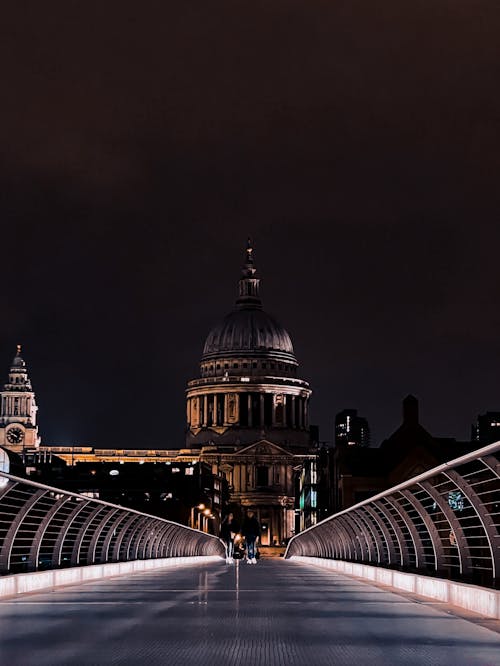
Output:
left=1, top=558, right=499, bottom=665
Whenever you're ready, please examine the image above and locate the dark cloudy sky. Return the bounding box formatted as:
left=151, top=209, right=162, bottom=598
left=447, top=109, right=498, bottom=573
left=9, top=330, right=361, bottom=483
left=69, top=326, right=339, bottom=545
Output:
left=2, top=1, right=500, bottom=448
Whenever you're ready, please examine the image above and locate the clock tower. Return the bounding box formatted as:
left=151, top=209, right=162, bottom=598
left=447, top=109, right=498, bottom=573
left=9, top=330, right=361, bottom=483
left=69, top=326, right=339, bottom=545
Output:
left=0, top=346, right=40, bottom=453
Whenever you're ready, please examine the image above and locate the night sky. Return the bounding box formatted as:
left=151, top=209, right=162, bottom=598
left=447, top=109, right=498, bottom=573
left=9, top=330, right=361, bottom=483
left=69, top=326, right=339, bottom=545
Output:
left=2, top=1, right=500, bottom=449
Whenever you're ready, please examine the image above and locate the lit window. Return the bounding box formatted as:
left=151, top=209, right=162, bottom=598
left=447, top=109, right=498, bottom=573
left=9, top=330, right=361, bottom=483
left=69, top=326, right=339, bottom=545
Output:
left=172, top=467, right=180, bottom=473
left=185, top=467, right=194, bottom=475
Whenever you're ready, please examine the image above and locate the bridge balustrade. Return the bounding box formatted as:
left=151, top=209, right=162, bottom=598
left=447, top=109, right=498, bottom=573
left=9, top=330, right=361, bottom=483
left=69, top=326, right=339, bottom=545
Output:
left=0, top=471, right=224, bottom=575
left=286, top=442, right=500, bottom=589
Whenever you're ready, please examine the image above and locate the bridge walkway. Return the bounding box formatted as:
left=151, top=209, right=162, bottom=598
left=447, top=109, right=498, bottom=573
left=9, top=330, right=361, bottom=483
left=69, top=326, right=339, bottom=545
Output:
left=0, top=559, right=499, bottom=665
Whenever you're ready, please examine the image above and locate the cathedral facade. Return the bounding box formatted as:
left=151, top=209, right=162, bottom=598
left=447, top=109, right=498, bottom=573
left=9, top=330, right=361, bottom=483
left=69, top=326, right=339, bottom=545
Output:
left=187, top=243, right=316, bottom=544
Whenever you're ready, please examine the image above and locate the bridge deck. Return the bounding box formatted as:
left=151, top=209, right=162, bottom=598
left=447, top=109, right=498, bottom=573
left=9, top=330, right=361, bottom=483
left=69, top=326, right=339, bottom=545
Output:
left=0, top=559, right=499, bottom=665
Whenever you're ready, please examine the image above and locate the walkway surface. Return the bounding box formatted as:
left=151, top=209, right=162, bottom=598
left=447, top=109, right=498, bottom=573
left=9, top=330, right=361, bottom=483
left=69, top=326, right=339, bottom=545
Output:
left=1, top=559, right=499, bottom=665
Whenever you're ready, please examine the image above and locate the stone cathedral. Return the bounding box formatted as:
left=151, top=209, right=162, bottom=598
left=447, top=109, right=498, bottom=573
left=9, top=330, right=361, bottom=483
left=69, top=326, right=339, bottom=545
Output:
left=0, top=246, right=317, bottom=544
left=188, top=243, right=316, bottom=544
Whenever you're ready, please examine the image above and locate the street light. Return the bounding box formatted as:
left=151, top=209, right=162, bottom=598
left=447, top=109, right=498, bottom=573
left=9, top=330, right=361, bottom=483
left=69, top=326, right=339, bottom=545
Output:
left=190, top=504, right=205, bottom=529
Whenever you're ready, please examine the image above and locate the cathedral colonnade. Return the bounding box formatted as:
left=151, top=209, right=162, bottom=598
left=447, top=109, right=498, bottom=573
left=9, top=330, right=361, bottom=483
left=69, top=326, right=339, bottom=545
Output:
left=186, top=390, right=310, bottom=430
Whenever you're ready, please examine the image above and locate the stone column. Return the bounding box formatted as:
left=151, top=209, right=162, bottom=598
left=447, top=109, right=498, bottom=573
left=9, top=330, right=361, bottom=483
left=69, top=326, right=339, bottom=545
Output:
left=248, top=394, right=253, bottom=427
left=203, top=395, right=208, bottom=426
left=260, top=394, right=265, bottom=427
left=291, top=396, right=296, bottom=427
left=192, top=397, right=199, bottom=427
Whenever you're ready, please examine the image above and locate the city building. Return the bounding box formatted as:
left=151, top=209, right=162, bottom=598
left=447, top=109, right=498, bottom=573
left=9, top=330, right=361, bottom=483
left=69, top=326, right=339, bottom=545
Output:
left=32, top=459, right=227, bottom=533
left=471, top=412, right=500, bottom=446
left=322, top=395, right=479, bottom=515
left=335, top=409, right=370, bottom=447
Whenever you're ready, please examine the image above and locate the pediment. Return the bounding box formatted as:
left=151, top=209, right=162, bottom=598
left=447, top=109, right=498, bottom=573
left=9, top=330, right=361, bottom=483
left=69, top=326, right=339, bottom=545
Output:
left=235, top=439, right=292, bottom=457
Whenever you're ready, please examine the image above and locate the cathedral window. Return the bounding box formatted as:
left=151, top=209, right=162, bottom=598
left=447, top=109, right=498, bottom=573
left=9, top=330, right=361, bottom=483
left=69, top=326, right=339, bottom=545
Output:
left=264, top=394, right=273, bottom=426
left=233, top=362, right=238, bottom=368
left=216, top=394, right=224, bottom=425
left=256, top=466, right=269, bottom=487
left=243, top=362, right=247, bottom=368
left=240, top=396, right=248, bottom=426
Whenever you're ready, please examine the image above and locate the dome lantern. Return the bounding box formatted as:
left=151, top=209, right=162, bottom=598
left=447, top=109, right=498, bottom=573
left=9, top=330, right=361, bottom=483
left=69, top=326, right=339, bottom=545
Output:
left=236, top=238, right=262, bottom=310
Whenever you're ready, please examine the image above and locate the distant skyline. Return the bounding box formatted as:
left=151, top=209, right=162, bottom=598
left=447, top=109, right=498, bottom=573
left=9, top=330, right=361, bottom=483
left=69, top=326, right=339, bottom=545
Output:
left=2, top=1, right=499, bottom=448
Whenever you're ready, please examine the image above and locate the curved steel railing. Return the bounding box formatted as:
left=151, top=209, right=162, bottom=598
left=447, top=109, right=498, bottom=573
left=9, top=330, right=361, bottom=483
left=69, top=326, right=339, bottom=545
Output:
left=0, top=471, right=225, bottom=574
left=285, top=442, right=500, bottom=589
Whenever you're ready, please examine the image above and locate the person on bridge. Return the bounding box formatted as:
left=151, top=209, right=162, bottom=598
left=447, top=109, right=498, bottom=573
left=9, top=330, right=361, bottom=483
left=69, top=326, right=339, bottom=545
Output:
left=220, top=512, right=239, bottom=563
left=241, top=510, right=261, bottom=564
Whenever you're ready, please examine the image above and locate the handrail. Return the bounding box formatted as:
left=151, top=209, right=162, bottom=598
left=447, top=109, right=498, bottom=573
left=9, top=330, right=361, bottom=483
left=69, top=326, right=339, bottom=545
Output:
left=285, top=441, right=500, bottom=589
left=0, top=470, right=224, bottom=575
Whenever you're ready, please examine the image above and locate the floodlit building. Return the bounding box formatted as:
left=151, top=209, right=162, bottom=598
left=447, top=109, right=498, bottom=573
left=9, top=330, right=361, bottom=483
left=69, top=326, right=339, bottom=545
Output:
left=0, top=243, right=318, bottom=540
left=0, top=346, right=40, bottom=453
left=186, top=242, right=317, bottom=543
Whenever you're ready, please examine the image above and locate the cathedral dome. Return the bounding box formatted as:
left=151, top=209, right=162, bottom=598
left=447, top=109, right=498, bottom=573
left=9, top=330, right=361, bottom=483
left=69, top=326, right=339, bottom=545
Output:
left=202, top=308, right=296, bottom=362
left=201, top=241, right=297, bottom=364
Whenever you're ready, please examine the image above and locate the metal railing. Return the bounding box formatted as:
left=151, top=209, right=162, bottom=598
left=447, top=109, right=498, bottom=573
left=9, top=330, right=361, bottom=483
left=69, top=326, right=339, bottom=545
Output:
left=285, top=442, right=500, bottom=589
left=0, top=471, right=224, bottom=575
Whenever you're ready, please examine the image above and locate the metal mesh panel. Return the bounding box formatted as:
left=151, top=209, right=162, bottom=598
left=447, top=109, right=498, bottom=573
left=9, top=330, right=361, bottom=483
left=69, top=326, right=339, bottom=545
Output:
left=36, top=497, right=81, bottom=570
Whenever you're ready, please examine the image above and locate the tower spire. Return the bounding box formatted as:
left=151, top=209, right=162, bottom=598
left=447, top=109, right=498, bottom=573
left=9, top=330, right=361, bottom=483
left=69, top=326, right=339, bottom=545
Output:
left=236, top=238, right=262, bottom=309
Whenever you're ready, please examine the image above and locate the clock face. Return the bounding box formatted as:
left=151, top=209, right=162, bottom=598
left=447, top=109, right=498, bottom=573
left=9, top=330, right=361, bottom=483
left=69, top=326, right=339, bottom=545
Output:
left=6, top=427, right=24, bottom=444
